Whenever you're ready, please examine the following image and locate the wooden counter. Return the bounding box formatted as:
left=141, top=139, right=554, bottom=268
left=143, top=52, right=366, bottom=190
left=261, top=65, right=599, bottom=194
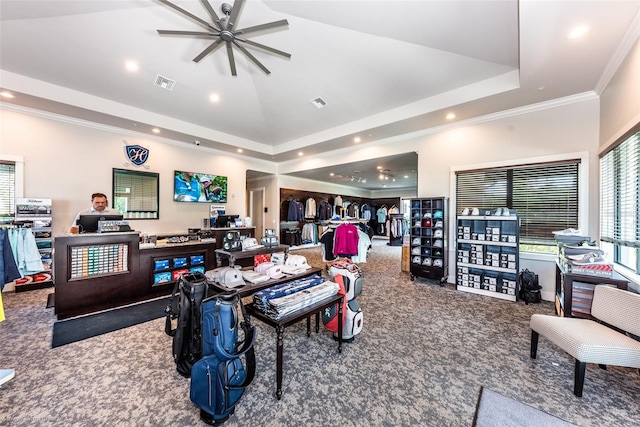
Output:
left=53, top=233, right=217, bottom=319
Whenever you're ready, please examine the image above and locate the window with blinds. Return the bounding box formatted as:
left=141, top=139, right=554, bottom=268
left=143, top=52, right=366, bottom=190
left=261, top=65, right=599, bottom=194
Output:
left=600, top=126, right=640, bottom=273
left=456, top=161, right=580, bottom=248
left=0, top=161, right=16, bottom=221
left=113, top=168, right=159, bottom=219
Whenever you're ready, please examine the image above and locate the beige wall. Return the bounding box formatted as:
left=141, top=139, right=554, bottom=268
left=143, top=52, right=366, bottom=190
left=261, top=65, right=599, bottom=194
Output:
left=599, top=36, right=640, bottom=150
left=0, top=107, right=275, bottom=236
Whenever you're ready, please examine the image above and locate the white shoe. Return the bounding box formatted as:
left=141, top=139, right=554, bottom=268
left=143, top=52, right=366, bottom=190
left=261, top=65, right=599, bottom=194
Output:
left=0, top=369, right=15, bottom=387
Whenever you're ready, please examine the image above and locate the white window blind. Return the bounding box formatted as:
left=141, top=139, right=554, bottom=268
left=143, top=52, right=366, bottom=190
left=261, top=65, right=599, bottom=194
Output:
left=600, top=128, right=640, bottom=251
left=0, top=161, right=16, bottom=220
left=456, top=161, right=580, bottom=246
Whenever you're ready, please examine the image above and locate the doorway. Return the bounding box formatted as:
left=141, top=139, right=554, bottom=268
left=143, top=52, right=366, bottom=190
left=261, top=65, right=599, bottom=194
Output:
left=248, top=187, right=265, bottom=237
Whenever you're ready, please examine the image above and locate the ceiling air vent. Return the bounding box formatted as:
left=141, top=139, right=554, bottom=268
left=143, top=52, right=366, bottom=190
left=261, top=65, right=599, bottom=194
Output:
left=311, top=96, right=327, bottom=109
left=154, top=75, right=176, bottom=91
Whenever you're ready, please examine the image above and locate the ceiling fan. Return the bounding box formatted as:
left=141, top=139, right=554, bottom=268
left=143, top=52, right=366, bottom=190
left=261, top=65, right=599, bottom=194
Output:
left=156, top=0, right=290, bottom=76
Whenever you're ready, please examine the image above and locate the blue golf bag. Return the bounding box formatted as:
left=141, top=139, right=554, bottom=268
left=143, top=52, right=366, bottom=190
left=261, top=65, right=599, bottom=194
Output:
left=190, top=291, right=256, bottom=425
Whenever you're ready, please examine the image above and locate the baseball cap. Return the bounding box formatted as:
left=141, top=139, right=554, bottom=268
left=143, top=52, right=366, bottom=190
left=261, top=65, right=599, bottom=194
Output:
left=199, top=176, right=211, bottom=183
left=266, top=265, right=285, bottom=279
left=255, top=262, right=275, bottom=275
left=221, top=268, right=246, bottom=288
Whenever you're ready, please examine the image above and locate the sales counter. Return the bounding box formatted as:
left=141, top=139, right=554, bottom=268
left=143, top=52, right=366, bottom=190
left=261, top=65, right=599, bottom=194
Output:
left=52, top=227, right=254, bottom=319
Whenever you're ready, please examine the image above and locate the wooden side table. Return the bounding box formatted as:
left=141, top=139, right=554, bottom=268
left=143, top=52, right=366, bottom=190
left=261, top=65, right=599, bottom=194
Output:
left=245, top=294, right=343, bottom=400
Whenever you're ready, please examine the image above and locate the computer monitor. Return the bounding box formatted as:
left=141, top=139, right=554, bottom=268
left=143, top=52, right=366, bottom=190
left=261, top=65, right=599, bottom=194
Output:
left=213, top=214, right=239, bottom=228
left=77, top=214, right=124, bottom=233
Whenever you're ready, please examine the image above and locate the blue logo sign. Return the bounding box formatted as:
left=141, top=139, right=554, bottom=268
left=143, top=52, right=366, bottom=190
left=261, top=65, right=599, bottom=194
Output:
left=125, top=144, right=149, bottom=166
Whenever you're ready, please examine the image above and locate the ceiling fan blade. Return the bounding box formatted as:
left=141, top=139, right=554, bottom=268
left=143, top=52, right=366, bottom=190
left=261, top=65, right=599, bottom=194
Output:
left=157, top=0, right=214, bottom=31
left=227, top=0, right=246, bottom=31
left=233, top=40, right=270, bottom=74
left=239, top=38, right=291, bottom=58
left=199, top=0, right=222, bottom=30
left=236, top=19, right=289, bottom=35
left=193, top=38, right=225, bottom=63
left=157, top=30, right=217, bottom=37
left=227, top=42, right=237, bottom=76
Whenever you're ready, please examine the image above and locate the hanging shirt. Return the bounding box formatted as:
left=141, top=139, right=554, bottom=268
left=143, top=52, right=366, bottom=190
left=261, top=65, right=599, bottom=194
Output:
left=351, top=230, right=372, bottom=264
left=376, top=206, right=388, bottom=223
left=317, top=201, right=333, bottom=220
left=333, top=223, right=359, bottom=257
left=1, top=229, right=21, bottom=289
left=319, top=229, right=338, bottom=262
left=305, top=197, right=317, bottom=218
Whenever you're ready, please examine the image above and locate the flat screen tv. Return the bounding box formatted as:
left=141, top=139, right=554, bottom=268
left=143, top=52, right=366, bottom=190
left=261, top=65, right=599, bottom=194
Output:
left=77, top=214, right=124, bottom=233
left=174, top=170, right=228, bottom=203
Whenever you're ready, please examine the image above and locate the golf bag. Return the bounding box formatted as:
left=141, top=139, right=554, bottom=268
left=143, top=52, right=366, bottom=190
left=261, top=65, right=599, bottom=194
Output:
left=190, top=291, right=256, bottom=425
left=322, top=259, right=364, bottom=341
left=165, top=271, right=208, bottom=378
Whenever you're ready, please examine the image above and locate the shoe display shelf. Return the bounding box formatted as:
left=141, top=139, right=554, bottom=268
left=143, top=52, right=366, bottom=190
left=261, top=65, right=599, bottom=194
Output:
left=455, top=211, right=520, bottom=301
left=409, top=197, right=448, bottom=285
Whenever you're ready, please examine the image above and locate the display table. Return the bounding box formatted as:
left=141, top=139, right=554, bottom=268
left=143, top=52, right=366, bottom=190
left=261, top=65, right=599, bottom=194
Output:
left=215, top=244, right=290, bottom=267
left=555, top=259, right=628, bottom=319
left=208, top=267, right=322, bottom=298
left=245, top=294, right=343, bottom=400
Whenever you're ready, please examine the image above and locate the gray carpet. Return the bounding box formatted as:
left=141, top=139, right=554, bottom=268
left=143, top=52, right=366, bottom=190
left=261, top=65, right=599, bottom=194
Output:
left=1, top=239, right=639, bottom=426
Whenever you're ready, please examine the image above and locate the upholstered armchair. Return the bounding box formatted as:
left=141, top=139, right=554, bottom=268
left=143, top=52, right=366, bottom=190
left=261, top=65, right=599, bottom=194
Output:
left=530, top=285, right=640, bottom=397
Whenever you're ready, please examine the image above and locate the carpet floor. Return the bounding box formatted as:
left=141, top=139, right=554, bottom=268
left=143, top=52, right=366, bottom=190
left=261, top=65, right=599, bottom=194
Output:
left=1, top=239, right=639, bottom=426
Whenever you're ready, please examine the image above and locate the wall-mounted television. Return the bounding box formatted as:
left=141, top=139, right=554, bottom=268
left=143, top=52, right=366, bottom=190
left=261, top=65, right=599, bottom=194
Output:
left=174, top=170, right=227, bottom=203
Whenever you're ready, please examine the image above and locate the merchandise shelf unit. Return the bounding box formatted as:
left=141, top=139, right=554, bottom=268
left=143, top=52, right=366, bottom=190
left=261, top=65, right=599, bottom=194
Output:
left=409, top=197, right=448, bottom=284
left=456, top=213, right=520, bottom=301
left=14, top=197, right=53, bottom=291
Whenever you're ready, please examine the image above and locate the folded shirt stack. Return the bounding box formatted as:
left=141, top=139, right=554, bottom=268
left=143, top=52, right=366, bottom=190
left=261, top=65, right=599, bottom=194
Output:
left=266, top=280, right=340, bottom=320
left=252, top=274, right=325, bottom=313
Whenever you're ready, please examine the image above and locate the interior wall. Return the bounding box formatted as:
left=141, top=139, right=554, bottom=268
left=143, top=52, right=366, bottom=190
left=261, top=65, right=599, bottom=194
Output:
left=0, top=108, right=275, bottom=236
left=599, top=35, right=640, bottom=149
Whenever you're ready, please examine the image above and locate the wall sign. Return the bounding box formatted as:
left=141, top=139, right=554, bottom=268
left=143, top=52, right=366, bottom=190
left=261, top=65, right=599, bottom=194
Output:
left=123, top=140, right=150, bottom=169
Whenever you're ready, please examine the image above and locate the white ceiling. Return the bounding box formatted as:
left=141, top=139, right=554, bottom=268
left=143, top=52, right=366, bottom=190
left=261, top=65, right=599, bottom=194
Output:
left=1, top=0, right=639, bottom=190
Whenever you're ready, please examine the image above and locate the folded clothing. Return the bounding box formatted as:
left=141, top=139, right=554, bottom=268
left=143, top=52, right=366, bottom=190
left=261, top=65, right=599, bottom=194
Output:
left=252, top=274, right=325, bottom=313
left=266, top=280, right=339, bottom=320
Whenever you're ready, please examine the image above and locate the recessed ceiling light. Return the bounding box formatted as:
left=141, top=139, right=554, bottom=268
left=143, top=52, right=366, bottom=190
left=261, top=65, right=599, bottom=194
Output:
left=567, top=25, right=589, bottom=40
left=404, top=175, right=409, bottom=179
left=237, top=148, right=243, bottom=153
left=0, top=91, right=15, bottom=99
left=330, top=172, right=335, bottom=177
left=125, top=61, right=139, bottom=72
left=377, top=166, right=382, bottom=170
left=152, top=128, right=160, bottom=134
left=298, top=152, right=303, bottom=156
left=209, top=93, right=220, bottom=103
left=446, top=113, right=456, bottom=120
left=353, top=137, right=361, bottom=143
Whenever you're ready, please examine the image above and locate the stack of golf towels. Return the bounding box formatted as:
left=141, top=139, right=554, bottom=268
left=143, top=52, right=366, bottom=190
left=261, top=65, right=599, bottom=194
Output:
left=252, top=274, right=340, bottom=320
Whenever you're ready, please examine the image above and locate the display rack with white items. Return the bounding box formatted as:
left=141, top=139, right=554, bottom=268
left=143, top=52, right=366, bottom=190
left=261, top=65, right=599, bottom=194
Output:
left=456, top=211, right=520, bottom=301
left=14, top=197, right=53, bottom=291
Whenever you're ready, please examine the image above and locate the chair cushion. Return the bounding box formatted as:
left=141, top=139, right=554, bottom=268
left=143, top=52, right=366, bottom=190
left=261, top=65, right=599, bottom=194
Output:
left=592, top=285, right=640, bottom=337
left=531, top=314, right=640, bottom=367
